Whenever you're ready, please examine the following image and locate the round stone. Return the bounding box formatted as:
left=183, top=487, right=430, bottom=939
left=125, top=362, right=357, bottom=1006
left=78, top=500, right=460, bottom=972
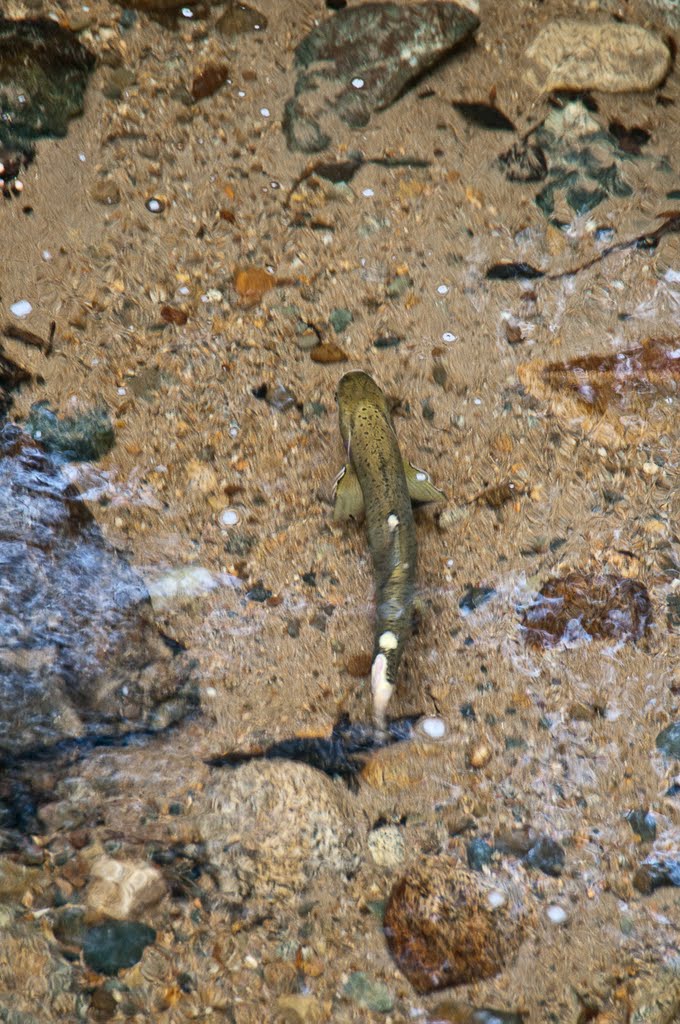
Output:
left=383, top=856, right=526, bottom=993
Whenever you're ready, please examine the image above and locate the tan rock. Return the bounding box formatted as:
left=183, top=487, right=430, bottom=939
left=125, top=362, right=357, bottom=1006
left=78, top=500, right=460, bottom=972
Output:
left=525, top=21, right=671, bottom=94
left=86, top=856, right=166, bottom=920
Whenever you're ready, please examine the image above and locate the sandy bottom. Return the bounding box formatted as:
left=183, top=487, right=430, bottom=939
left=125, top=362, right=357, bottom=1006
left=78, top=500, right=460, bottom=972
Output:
left=1, top=0, right=679, bottom=1020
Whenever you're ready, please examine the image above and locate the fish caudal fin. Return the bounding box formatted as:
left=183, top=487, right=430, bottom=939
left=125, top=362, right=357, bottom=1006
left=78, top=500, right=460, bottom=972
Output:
left=371, top=653, right=394, bottom=730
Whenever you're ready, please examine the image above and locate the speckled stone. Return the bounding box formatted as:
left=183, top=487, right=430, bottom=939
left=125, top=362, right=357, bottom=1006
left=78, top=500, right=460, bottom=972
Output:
left=525, top=21, right=671, bottom=94
left=384, top=856, right=527, bottom=993
left=198, top=760, right=363, bottom=901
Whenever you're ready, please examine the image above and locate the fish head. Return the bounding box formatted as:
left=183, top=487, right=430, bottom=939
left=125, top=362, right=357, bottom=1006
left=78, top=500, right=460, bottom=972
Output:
left=336, top=370, right=391, bottom=446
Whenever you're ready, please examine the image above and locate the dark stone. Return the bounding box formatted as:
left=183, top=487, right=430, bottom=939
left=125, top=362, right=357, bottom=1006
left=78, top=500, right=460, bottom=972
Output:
left=459, top=586, right=496, bottom=614
left=0, top=17, right=94, bottom=162
left=0, top=425, right=195, bottom=757
left=284, top=2, right=479, bottom=152
left=26, top=403, right=114, bottom=462
left=633, top=857, right=680, bottom=895
left=466, top=838, right=494, bottom=871
left=373, top=335, right=402, bottom=349
left=267, top=383, right=297, bottom=412
left=524, top=836, right=565, bottom=877
left=246, top=582, right=272, bottom=602
left=82, top=921, right=156, bottom=975
left=656, top=722, right=680, bottom=759
left=626, top=809, right=657, bottom=843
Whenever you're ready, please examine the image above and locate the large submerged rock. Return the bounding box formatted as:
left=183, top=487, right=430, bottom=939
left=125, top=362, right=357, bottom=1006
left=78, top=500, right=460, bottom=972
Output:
left=284, top=2, right=479, bottom=153
left=0, top=17, right=94, bottom=177
left=0, top=425, right=195, bottom=757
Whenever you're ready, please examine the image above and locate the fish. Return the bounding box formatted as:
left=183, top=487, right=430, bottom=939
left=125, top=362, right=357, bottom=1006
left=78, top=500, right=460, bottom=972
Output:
left=333, top=370, right=445, bottom=728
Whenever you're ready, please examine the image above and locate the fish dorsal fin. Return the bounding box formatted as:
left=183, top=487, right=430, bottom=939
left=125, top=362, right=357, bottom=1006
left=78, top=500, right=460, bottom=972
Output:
left=333, top=463, right=365, bottom=522
left=403, top=459, right=446, bottom=504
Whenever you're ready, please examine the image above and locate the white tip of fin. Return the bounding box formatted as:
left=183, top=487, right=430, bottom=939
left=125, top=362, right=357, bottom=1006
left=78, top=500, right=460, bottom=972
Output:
left=371, top=653, right=394, bottom=729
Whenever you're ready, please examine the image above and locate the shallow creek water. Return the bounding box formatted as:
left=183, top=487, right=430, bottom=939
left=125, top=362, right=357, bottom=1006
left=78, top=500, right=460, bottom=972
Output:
left=1, top=0, right=680, bottom=1021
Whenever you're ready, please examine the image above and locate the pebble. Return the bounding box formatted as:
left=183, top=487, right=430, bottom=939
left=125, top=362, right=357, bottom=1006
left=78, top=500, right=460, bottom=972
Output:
left=546, top=905, right=567, bottom=925
left=86, top=856, right=166, bottom=921
left=9, top=300, right=32, bottom=318
left=467, top=838, right=494, bottom=872
left=342, top=972, right=394, bottom=1013
left=633, top=856, right=680, bottom=894
left=82, top=921, right=156, bottom=975
left=524, top=836, right=565, bottom=877
left=329, top=307, right=353, bottom=333
left=656, top=721, right=680, bottom=759
left=310, top=341, right=348, bottom=363
left=383, top=856, right=526, bottom=993
left=219, top=507, right=239, bottom=527
left=368, top=825, right=405, bottom=867
left=419, top=716, right=446, bottom=740
left=525, top=21, right=671, bottom=93
left=468, top=742, right=492, bottom=769
left=459, top=585, right=496, bottom=615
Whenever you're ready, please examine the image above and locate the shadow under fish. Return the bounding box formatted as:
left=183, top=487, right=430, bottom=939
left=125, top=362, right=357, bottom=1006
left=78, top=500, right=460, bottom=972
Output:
left=206, top=713, right=421, bottom=781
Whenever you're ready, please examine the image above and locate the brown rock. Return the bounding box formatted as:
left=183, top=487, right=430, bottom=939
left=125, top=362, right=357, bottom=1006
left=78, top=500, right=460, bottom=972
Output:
left=310, top=342, right=348, bottom=364
left=191, top=64, right=229, bottom=102
left=521, top=572, right=652, bottom=648
left=384, top=856, right=526, bottom=993
left=518, top=338, right=680, bottom=448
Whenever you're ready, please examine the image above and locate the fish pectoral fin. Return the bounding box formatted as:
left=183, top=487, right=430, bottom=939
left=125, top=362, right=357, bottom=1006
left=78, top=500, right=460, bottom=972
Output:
left=403, top=459, right=446, bottom=504
left=333, top=463, right=365, bottom=522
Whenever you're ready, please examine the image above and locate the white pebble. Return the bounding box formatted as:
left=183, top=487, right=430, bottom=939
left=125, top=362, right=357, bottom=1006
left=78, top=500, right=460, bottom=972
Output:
left=10, top=300, right=32, bottom=318
left=41, top=250, right=52, bottom=261
left=146, top=198, right=162, bottom=213
left=237, top=90, right=246, bottom=98
left=442, top=331, right=456, bottom=342
left=362, top=188, right=374, bottom=197
left=219, top=507, right=239, bottom=527
left=487, top=889, right=507, bottom=909
left=437, top=284, right=449, bottom=295
left=117, top=387, right=126, bottom=396
left=351, top=77, right=364, bottom=89
left=546, top=905, right=568, bottom=924
left=419, top=716, right=446, bottom=739
left=260, top=107, right=270, bottom=118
